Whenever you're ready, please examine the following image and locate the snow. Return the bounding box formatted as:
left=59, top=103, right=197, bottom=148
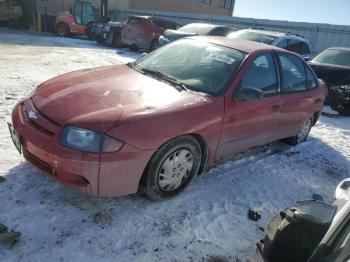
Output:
left=322, top=105, right=339, bottom=115
left=0, top=28, right=349, bottom=262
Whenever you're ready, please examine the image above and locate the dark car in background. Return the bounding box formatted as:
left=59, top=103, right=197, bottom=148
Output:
left=228, top=28, right=312, bottom=60
left=309, top=47, right=350, bottom=115
left=94, top=16, right=180, bottom=50
left=158, top=23, right=237, bottom=47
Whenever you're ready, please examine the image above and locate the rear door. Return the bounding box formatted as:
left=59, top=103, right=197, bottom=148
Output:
left=121, top=17, right=145, bottom=46
left=274, top=52, right=320, bottom=139
left=216, top=52, right=282, bottom=160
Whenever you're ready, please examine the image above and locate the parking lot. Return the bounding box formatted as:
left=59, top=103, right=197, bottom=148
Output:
left=0, top=28, right=349, bottom=261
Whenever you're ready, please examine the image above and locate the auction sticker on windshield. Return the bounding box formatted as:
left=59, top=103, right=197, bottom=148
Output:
left=208, top=54, right=236, bottom=64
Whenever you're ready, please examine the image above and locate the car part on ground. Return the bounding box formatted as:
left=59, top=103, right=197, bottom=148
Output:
left=257, top=178, right=350, bottom=262
left=309, top=47, right=350, bottom=116
left=158, top=23, right=237, bottom=47
left=0, top=224, right=21, bottom=249
left=228, top=28, right=312, bottom=60
left=9, top=37, right=327, bottom=199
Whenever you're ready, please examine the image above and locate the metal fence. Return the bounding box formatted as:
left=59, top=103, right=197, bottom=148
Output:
left=114, top=9, right=350, bottom=54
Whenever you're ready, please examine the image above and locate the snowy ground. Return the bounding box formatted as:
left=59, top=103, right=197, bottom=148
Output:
left=0, top=28, right=349, bottom=262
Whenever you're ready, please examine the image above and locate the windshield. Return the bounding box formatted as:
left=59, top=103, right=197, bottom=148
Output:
left=133, top=39, right=246, bottom=95
left=178, top=24, right=217, bottom=35
left=312, top=49, right=350, bottom=67
left=228, top=31, right=278, bottom=45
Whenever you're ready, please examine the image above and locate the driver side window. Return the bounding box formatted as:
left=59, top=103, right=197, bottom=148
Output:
left=236, top=53, right=278, bottom=101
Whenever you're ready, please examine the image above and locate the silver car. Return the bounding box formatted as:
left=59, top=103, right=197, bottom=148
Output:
left=228, top=28, right=313, bottom=60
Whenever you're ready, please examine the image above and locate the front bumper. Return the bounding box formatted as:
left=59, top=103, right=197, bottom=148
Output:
left=11, top=98, right=153, bottom=197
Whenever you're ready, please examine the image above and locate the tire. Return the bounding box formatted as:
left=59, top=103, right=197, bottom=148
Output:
left=129, top=44, right=138, bottom=51
left=150, top=38, right=160, bottom=51
left=56, top=23, right=70, bottom=37
left=86, top=23, right=95, bottom=40
left=140, top=136, right=202, bottom=201
left=283, top=118, right=313, bottom=146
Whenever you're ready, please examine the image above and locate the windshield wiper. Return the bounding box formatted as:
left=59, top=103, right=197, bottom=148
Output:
left=141, top=68, right=188, bottom=91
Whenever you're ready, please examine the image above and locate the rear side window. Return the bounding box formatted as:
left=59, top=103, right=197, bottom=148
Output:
left=305, top=66, right=317, bottom=89
left=278, top=53, right=307, bottom=93
left=208, top=27, right=235, bottom=36
left=284, top=39, right=310, bottom=55
left=152, top=19, right=177, bottom=30
left=239, top=53, right=278, bottom=97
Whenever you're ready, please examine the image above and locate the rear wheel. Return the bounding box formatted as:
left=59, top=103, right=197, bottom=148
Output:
left=56, top=23, right=70, bottom=37
left=150, top=38, right=160, bottom=51
left=284, top=118, right=313, bottom=146
left=129, top=44, right=138, bottom=51
left=140, top=136, right=201, bottom=201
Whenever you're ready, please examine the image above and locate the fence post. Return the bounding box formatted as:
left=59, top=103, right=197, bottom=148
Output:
left=311, top=26, right=319, bottom=53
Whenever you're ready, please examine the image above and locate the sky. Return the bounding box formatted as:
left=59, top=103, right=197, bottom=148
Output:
left=234, top=0, right=350, bottom=26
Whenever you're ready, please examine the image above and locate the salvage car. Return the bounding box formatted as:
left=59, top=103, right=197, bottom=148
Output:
left=257, top=178, right=350, bottom=262
left=158, top=23, right=237, bottom=47
left=9, top=37, right=327, bottom=200
left=309, top=47, right=350, bottom=115
left=117, top=16, right=179, bottom=50
left=228, top=28, right=313, bottom=60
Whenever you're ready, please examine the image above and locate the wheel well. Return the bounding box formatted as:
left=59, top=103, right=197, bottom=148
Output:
left=312, top=111, right=320, bottom=126
left=137, top=134, right=208, bottom=190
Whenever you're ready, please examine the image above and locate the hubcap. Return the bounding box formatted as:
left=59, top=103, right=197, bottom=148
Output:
left=158, top=149, right=194, bottom=191
left=297, top=119, right=312, bottom=143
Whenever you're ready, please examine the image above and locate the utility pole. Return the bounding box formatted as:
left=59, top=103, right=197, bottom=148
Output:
left=43, top=0, right=47, bottom=32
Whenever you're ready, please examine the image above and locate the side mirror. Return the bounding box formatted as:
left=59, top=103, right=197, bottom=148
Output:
left=235, top=87, right=264, bottom=101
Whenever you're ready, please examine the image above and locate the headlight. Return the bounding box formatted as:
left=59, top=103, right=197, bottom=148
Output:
left=61, top=126, right=124, bottom=153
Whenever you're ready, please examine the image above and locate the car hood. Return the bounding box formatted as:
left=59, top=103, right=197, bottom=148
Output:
left=164, top=29, right=197, bottom=41
left=32, top=65, right=210, bottom=132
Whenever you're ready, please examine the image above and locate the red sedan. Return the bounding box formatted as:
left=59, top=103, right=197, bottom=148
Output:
left=9, top=37, right=327, bottom=200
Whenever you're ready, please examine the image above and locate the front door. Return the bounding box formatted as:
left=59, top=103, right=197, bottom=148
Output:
left=216, top=52, right=281, bottom=160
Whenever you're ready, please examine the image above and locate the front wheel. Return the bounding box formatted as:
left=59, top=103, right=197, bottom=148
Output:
left=283, top=118, right=313, bottom=146
left=56, top=23, right=70, bottom=37
left=140, top=136, right=202, bottom=201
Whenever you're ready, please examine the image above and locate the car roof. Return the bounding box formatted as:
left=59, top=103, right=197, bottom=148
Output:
left=239, top=28, right=307, bottom=41
left=327, top=47, right=350, bottom=52
left=189, top=36, right=285, bottom=54
left=182, top=23, right=235, bottom=29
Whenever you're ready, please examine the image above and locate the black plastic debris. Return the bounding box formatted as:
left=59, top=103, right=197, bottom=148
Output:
left=0, top=176, right=5, bottom=183
left=248, top=209, right=261, bottom=222
left=0, top=224, right=21, bottom=248
left=312, top=194, right=324, bottom=202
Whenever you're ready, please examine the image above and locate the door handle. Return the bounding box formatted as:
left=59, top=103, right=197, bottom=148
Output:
left=271, top=104, right=280, bottom=111
left=314, top=98, right=322, bottom=104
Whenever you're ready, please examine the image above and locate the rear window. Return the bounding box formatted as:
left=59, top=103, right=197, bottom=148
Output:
left=126, top=17, right=144, bottom=25
left=152, top=19, right=177, bottom=30
left=228, top=31, right=278, bottom=45
left=312, top=49, right=350, bottom=67
left=208, top=27, right=236, bottom=36
left=178, top=24, right=217, bottom=35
